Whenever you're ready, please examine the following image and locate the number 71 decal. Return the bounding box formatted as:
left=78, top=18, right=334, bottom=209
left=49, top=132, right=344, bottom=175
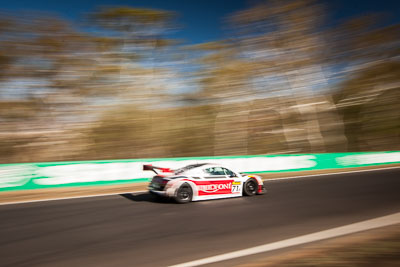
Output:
left=231, top=181, right=241, bottom=193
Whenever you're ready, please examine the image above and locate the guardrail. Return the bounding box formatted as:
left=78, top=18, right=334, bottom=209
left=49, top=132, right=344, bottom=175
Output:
left=1, top=151, right=399, bottom=192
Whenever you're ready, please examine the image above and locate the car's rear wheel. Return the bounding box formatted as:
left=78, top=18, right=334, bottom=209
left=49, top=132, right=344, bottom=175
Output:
left=243, top=178, right=258, bottom=196
left=174, top=183, right=193, bottom=203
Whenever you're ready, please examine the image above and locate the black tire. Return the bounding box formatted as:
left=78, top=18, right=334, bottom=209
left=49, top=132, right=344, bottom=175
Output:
left=174, top=183, right=193, bottom=204
left=243, top=178, right=258, bottom=196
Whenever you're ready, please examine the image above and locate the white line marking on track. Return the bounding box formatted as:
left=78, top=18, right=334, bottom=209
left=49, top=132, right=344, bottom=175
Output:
left=169, top=211, right=400, bottom=267
left=0, top=166, right=398, bottom=206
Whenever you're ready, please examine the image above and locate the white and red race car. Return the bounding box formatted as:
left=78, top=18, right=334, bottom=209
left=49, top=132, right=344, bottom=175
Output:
left=144, top=163, right=266, bottom=203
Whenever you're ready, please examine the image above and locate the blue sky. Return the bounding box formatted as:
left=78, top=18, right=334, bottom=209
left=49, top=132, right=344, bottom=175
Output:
left=1, top=0, right=248, bottom=44
left=1, top=0, right=399, bottom=45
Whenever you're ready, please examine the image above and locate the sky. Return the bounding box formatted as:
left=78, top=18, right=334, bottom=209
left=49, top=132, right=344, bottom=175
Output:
left=1, top=0, right=399, bottom=45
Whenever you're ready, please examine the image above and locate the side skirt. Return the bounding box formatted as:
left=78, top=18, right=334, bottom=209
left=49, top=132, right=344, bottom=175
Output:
left=193, top=193, right=242, bottom=202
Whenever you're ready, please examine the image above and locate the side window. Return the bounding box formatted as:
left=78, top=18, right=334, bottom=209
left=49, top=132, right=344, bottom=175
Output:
left=204, top=167, right=226, bottom=176
left=223, top=168, right=236, bottom=177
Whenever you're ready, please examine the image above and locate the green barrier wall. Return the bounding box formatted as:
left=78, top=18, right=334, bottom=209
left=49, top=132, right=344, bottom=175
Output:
left=1, top=151, right=399, bottom=192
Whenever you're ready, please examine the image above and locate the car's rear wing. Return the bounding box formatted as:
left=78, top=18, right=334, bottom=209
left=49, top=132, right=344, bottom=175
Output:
left=143, top=164, right=174, bottom=174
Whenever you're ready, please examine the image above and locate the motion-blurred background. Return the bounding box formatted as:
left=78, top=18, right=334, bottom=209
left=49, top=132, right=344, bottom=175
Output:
left=0, top=0, right=399, bottom=163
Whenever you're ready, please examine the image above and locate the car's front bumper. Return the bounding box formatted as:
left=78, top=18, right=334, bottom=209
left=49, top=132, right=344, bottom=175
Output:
left=258, top=184, right=266, bottom=194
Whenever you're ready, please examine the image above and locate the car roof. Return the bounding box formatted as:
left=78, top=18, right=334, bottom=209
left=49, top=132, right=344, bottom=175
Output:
left=174, top=163, right=229, bottom=176
left=174, top=163, right=208, bottom=174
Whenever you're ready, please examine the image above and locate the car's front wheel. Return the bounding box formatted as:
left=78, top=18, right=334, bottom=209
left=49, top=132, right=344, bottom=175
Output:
left=174, top=183, right=193, bottom=203
left=243, top=178, right=258, bottom=196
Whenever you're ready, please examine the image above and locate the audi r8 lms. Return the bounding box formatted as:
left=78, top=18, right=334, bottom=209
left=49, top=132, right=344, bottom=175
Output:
left=144, top=163, right=266, bottom=203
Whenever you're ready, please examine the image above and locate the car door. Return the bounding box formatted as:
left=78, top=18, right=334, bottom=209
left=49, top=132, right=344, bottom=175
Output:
left=196, top=166, right=241, bottom=197
left=221, top=167, right=243, bottom=195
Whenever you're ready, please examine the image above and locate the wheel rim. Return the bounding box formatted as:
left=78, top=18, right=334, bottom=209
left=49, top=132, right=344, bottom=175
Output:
left=179, top=186, right=190, bottom=200
left=247, top=181, right=257, bottom=194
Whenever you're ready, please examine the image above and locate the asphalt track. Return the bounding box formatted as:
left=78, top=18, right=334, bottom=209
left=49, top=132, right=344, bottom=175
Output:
left=0, top=168, right=399, bottom=267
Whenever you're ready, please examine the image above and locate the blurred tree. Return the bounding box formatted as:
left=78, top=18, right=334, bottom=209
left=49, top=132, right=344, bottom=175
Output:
left=1, top=2, right=399, bottom=163
left=196, top=0, right=346, bottom=154
left=90, top=6, right=178, bottom=99
left=184, top=41, right=257, bottom=155
left=235, top=0, right=331, bottom=153
left=85, top=7, right=183, bottom=159
left=207, top=0, right=399, bottom=153
left=330, top=14, right=400, bottom=151
left=334, top=61, right=400, bottom=151
left=0, top=7, right=179, bottom=162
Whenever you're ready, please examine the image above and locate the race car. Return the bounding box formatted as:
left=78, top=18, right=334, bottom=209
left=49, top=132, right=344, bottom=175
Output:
left=144, top=163, right=266, bottom=203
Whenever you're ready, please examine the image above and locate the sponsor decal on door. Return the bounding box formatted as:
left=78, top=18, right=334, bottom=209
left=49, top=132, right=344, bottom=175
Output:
left=194, top=180, right=234, bottom=196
